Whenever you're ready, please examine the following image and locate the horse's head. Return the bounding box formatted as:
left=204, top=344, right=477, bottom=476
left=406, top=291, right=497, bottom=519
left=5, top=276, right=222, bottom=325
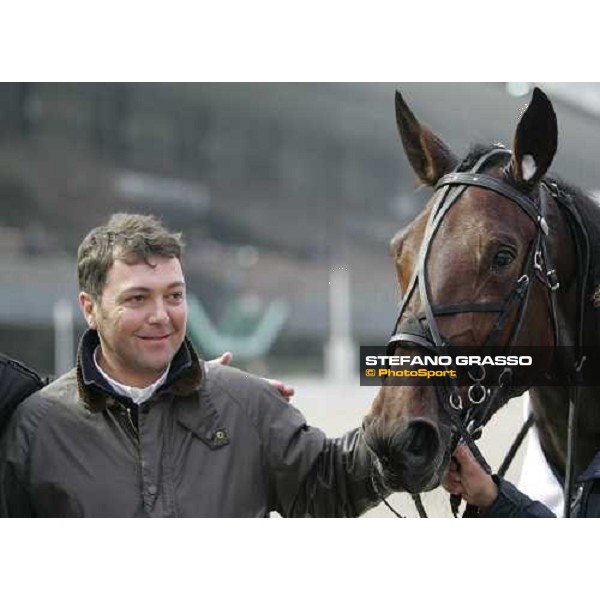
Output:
left=364, top=88, right=577, bottom=493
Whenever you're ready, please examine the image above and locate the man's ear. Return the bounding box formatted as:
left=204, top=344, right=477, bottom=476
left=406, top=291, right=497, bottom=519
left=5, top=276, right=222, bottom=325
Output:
left=79, top=292, right=98, bottom=329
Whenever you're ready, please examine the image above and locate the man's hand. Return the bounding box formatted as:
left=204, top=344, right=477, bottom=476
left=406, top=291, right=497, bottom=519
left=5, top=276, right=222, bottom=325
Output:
left=263, top=378, right=294, bottom=401
left=442, top=444, right=499, bottom=509
left=207, top=352, right=294, bottom=402
left=209, top=352, right=233, bottom=366
left=210, top=352, right=233, bottom=366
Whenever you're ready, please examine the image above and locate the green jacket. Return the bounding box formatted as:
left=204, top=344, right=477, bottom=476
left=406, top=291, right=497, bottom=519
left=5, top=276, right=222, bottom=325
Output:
left=0, top=333, right=381, bottom=517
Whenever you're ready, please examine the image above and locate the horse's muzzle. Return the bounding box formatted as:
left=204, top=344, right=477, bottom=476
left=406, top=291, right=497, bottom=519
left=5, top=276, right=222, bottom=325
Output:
left=366, top=418, right=445, bottom=493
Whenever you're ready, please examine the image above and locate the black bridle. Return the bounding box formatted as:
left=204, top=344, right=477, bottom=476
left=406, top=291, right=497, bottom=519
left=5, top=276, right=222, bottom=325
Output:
left=374, top=148, right=589, bottom=517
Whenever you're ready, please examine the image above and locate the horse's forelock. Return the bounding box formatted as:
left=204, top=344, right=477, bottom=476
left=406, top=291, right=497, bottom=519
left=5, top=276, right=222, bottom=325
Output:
left=457, top=143, right=510, bottom=173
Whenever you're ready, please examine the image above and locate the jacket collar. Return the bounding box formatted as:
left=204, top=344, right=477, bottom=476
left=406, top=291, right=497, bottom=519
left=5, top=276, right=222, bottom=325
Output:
left=77, top=329, right=204, bottom=413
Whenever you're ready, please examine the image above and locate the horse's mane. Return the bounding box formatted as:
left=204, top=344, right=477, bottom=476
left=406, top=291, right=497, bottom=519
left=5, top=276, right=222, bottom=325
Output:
left=551, top=176, right=600, bottom=311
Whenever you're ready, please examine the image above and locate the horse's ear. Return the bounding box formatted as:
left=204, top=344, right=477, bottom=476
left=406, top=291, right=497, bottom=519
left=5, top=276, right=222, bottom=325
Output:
left=510, top=87, right=558, bottom=187
left=395, top=90, right=458, bottom=186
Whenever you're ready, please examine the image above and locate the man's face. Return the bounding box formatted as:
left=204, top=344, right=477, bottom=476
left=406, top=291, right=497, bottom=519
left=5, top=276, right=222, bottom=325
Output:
left=79, top=256, right=187, bottom=387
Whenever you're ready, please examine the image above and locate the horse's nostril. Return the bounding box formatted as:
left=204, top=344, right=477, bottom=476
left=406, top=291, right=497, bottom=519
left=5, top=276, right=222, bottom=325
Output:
left=390, top=420, right=440, bottom=466
left=405, top=422, right=439, bottom=456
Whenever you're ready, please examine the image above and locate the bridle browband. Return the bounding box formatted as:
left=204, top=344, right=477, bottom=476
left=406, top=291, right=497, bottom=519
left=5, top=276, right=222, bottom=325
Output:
left=372, top=147, right=589, bottom=517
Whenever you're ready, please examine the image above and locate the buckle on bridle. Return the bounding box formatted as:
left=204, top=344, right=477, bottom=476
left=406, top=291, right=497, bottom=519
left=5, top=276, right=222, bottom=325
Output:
left=547, top=269, right=560, bottom=291
left=449, top=392, right=463, bottom=411
left=534, top=249, right=560, bottom=291
left=498, top=367, right=513, bottom=387
left=468, top=383, right=487, bottom=404
left=534, top=250, right=543, bottom=272
left=468, top=364, right=486, bottom=383
left=466, top=419, right=483, bottom=440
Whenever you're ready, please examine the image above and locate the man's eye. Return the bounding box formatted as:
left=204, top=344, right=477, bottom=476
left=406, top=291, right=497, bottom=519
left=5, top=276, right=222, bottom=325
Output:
left=169, top=292, right=184, bottom=302
left=129, top=295, right=146, bottom=303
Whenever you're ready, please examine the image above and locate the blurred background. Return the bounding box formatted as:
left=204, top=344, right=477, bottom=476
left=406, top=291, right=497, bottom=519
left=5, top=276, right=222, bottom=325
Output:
left=2, top=82, right=600, bottom=380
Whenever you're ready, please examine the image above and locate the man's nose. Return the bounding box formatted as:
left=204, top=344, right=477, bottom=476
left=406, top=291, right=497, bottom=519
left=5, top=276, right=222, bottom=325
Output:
left=148, top=299, right=169, bottom=324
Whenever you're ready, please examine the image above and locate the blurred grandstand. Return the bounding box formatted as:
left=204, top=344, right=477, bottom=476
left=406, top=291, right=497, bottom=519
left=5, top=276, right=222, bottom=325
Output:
left=2, top=83, right=600, bottom=376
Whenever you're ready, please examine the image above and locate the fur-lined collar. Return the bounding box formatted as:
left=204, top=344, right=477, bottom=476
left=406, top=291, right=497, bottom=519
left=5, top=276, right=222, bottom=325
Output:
left=76, top=329, right=205, bottom=413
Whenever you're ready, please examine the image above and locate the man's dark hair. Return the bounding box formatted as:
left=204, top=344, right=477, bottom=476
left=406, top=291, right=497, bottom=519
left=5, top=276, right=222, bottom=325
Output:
left=77, top=213, right=184, bottom=300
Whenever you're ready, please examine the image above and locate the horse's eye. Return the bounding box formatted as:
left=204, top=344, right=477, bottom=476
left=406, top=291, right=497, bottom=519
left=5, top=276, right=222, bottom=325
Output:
left=492, top=249, right=516, bottom=270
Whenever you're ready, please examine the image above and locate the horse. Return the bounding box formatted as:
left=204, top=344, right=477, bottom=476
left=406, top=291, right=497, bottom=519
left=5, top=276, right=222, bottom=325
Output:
left=362, top=87, right=600, bottom=514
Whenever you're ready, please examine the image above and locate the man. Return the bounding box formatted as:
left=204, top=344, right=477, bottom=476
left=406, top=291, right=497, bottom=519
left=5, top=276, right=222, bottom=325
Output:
left=0, top=213, right=385, bottom=517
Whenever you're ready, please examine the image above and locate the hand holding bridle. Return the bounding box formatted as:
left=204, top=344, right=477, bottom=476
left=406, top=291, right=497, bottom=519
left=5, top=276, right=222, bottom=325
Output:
left=443, top=444, right=499, bottom=509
